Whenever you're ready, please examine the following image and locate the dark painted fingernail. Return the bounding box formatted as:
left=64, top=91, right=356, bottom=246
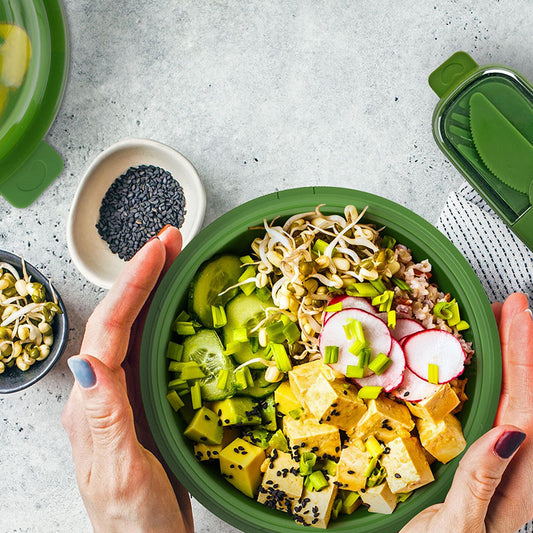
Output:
left=494, top=431, right=526, bottom=458
left=67, top=357, right=96, bottom=389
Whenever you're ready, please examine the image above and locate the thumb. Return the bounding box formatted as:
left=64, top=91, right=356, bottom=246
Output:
left=67, top=355, right=138, bottom=455
left=439, top=425, right=526, bottom=529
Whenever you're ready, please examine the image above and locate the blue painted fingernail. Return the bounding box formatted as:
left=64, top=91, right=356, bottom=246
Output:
left=67, top=357, right=96, bottom=388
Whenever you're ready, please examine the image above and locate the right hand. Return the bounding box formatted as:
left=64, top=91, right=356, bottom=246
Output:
left=401, top=293, right=533, bottom=533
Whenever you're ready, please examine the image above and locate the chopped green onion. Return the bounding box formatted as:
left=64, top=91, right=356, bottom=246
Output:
left=387, top=310, right=397, bottom=329
left=289, top=407, right=304, bottom=419
left=346, top=365, right=364, bottom=378
left=331, top=497, right=343, bottom=519
left=347, top=282, right=380, bottom=298
left=428, top=363, right=439, bottom=384
left=447, top=301, right=461, bottom=327
left=325, top=302, right=343, bottom=313
left=165, top=341, right=184, bottom=361
left=433, top=301, right=453, bottom=320
left=308, top=470, right=328, bottom=491
left=175, top=310, right=190, bottom=322
left=396, top=491, right=413, bottom=503
left=174, top=321, right=196, bottom=336
left=365, top=436, right=383, bottom=458
left=269, top=429, right=289, bottom=452
left=270, top=342, right=292, bottom=372
left=168, top=361, right=183, bottom=373
left=168, top=378, right=188, bottom=391
left=456, top=320, right=470, bottom=331
left=240, top=254, right=254, bottom=264
left=370, top=278, right=387, bottom=294
left=381, top=235, right=397, bottom=249
left=368, top=353, right=392, bottom=376
left=343, top=318, right=365, bottom=342
left=180, top=363, right=206, bottom=380
left=235, top=366, right=253, bottom=390
left=255, top=286, right=272, bottom=302
left=238, top=265, right=256, bottom=296
left=364, top=456, right=379, bottom=478
left=216, top=369, right=229, bottom=390
left=166, top=390, right=184, bottom=411
left=299, top=452, right=317, bottom=476
left=249, top=336, right=260, bottom=353
left=312, top=239, right=331, bottom=256
left=211, top=305, right=227, bottom=328
left=375, top=290, right=394, bottom=312
left=391, top=277, right=412, bottom=292
left=322, top=459, right=337, bottom=476
left=358, top=348, right=371, bottom=368
left=358, top=386, right=382, bottom=399
left=280, top=314, right=292, bottom=326
left=367, top=464, right=387, bottom=487
left=190, top=381, right=202, bottom=410
left=349, top=339, right=367, bottom=356
left=324, top=345, right=339, bottom=364
left=223, top=341, right=241, bottom=355
left=341, top=491, right=360, bottom=515
left=233, top=327, right=248, bottom=343
left=266, top=321, right=286, bottom=343
left=283, top=321, right=300, bottom=344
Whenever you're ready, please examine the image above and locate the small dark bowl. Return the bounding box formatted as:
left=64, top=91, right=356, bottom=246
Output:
left=0, top=250, right=68, bottom=394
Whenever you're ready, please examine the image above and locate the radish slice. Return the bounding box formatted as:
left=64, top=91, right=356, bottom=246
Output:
left=353, top=338, right=405, bottom=392
left=392, top=367, right=439, bottom=402
left=324, top=295, right=377, bottom=323
left=391, top=318, right=425, bottom=341
left=319, top=308, right=392, bottom=376
left=403, top=329, right=465, bottom=384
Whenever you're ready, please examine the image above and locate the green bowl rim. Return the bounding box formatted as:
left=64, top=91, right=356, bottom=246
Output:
left=140, top=186, right=501, bottom=532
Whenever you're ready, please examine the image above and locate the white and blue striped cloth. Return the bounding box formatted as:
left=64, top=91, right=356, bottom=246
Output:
left=437, top=183, right=533, bottom=532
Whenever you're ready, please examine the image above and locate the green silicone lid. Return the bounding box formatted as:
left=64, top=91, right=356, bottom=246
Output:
left=140, top=187, right=501, bottom=533
left=0, top=0, right=68, bottom=207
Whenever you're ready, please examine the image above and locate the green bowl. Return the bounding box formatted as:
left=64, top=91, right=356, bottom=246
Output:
left=140, top=186, right=501, bottom=533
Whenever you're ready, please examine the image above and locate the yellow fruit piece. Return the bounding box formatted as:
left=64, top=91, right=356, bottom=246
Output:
left=274, top=380, right=302, bottom=415
left=0, top=24, right=32, bottom=89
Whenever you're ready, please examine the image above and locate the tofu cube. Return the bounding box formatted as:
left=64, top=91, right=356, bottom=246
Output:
left=407, top=384, right=460, bottom=424
left=381, top=436, right=434, bottom=493
left=283, top=415, right=341, bottom=461
left=288, top=360, right=324, bottom=408
left=257, top=450, right=303, bottom=513
left=351, top=397, right=414, bottom=442
left=219, top=437, right=266, bottom=498
left=360, top=481, right=397, bottom=514
left=293, top=479, right=338, bottom=529
left=416, top=414, right=466, bottom=464
left=304, top=374, right=367, bottom=432
left=274, top=380, right=302, bottom=415
left=336, top=439, right=372, bottom=492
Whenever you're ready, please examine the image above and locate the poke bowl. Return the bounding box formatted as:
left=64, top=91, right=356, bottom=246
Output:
left=140, top=186, right=501, bottom=532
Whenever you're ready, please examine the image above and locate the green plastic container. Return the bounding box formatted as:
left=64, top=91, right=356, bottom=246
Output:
left=429, top=51, right=533, bottom=252
left=0, top=0, right=68, bottom=207
left=140, top=187, right=501, bottom=533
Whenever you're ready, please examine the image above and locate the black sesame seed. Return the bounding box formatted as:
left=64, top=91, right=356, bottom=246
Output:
left=395, top=473, right=402, bottom=478
left=200, top=436, right=207, bottom=442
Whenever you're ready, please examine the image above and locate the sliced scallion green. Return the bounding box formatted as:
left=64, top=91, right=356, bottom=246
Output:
left=223, top=341, right=241, bottom=355
left=325, top=301, right=343, bottom=313
left=174, top=321, right=196, bottom=336
left=238, top=265, right=256, bottom=296
left=270, top=342, right=292, bottom=372
left=166, top=390, right=184, bottom=411
left=324, top=345, right=339, bottom=364
left=368, top=353, right=392, bottom=376
left=165, top=341, right=184, bottom=361
left=211, top=305, right=227, bottom=329
left=364, top=456, right=378, bottom=478
left=255, top=286, right=271, bottom=302
left=387, top=310, right=396, bottom=329
left=180, top=363, right=206, bottom=380
left=346, top=282, right=380, bottom=298
left=370, top=278, right=387, bottom=294
left=428, top=363, right=439, bottom=384
left=266, top=320, right=285, bottom=343
left=346, top=365, right=364, bottom=378
left=456, top=320, right=470, bottom=331
left=358, top=386, right=382, bottom=400
left=308, top=470, right=328, bottom=491
left=283, top=321, right=300, bottom=344
left=391, top=277, right=412, bottom=292
left=381, top=235, right=397, bottom=249
left=232, top=327, right=248, bottom=343
left=190, top=381, right=202, bottom=410
left=216, top=369, right=229, bottom=390
left=299, top=452, right=317, bottom=476
left=365, top=435, right=383, bottom=458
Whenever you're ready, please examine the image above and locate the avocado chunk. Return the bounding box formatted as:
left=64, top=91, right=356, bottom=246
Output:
left=274, top=381, right=302, bottom=415
left=194, top=427, right=239, bottom=462
left=212, top=397, right=262, bottom=426
left=219, top=437, right=266, bottom=498
left=260, top=394, right=278, bottom=432
left=183, top=406, right=223, bottom=445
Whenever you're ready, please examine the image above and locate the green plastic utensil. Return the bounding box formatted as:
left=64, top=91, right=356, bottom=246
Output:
left=0, top=0, right=68, bottom=208
left=140, top=186, right=501, bottom=533
left=429, top=51, right=533, bottom=252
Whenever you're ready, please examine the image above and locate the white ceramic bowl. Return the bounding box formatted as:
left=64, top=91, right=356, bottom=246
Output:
left=67, top=138, right=206, bottom=289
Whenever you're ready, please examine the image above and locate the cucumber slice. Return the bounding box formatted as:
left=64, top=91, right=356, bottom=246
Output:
left=189, top=255, right=243, bottom=328
left=235, top=370, right=280, bottom=399
left=224, top=293, right=273, bottom=369
left=182, top=329, right=236, bottom=401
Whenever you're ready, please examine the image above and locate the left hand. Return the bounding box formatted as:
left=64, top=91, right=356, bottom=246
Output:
left=62, top=227, right=193, bottom=533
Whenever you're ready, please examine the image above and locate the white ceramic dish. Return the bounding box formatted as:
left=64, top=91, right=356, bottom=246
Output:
left=67, top=138, right=206, bottom=289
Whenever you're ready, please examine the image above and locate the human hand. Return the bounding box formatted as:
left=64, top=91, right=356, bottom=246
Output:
left=62, top=227, right=193, bottom=533
left=400, top=292, right=533, bottom=533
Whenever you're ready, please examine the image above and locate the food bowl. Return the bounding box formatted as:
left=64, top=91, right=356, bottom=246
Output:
left=140, top=187, right=501, bottom=533
left=67, top=138, right=206, bottom=289
left=0, top=250, right=68, bottom=394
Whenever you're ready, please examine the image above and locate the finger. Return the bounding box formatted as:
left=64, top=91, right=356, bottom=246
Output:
left=81, top=237, right=166, bottom=367
left=491, top=302, right=503, bottom=327
left=499, top=292, right=529, bottom=359
left=67, top=355, right=139, bottom=461
left=438, top=425, right=526, bottom=531
left=157, top=225, right=182, bottom=273
left=495, top=307, right=533, bottom=427
left=62, top=385, right=92, bottom=468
